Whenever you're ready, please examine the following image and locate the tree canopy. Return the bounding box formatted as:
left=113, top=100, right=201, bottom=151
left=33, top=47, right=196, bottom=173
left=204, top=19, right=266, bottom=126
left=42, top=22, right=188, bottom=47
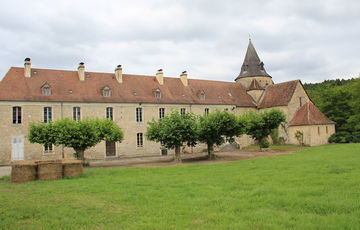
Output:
left=198, top=110, right=246, bottom=158
left=28, top=118, right=124, bottom=160
left=243, top=109, right=286, bottom=148
left=146, top=111, right=198, bottom=162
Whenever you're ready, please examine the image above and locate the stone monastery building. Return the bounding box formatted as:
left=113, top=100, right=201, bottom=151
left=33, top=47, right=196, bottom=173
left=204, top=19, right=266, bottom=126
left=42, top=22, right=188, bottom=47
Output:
left=0, top=40, right=335, bottom=165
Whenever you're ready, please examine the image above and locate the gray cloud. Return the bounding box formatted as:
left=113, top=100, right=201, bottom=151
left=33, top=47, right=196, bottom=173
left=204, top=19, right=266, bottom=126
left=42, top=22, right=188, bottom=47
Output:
left=0, top=0, right=360, bottom=84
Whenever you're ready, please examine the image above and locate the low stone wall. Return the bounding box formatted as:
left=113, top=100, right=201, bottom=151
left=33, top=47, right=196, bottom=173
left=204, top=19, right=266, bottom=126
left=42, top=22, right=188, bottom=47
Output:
left=11, top=159, right=83, bottom=183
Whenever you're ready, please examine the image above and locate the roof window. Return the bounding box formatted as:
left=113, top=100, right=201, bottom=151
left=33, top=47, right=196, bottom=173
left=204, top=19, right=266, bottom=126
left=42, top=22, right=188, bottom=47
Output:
left=103, top=87, right=111, bottom=97
left=200, top=91, right=205, bottom=100
left=42, top=83, right=51, bottom=96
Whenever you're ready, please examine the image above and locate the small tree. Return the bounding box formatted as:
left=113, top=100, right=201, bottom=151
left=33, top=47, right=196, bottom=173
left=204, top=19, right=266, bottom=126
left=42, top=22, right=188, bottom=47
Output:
left=243, top=109, right=286, bottom=149
left=198, top=110, right=246, bottom=159
left=295, top=130, right=304, bottom=146
left=28, top=118, right=124, bottom=161
left=146, top=111, right=197, bottom=162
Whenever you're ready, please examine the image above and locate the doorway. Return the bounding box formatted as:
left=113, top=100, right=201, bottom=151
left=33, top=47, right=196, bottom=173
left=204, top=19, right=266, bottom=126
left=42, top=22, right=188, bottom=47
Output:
left=12, top=136, right=24, bottom=161
left=106, top=141, right=116, bottom=157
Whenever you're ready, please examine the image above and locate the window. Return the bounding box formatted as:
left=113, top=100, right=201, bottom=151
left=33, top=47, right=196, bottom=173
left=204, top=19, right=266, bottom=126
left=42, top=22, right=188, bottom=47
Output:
left=44, top=144, right=53, bottom=152
left=44, top=107, right=52, bottom=123
left=43, top=84, right=51, bottom=96
left=73, top=107, right=80, bottom=121
left=180, top=108, right=186, bottom=115
left=137, top=133, right=143, bottom=147
left=106, top=107, right=113, bottom=120
left=318, top=126, right=320, bottom=135
left=12, top=107, right=21, bottom=124
left=155, top=89, right=161, bottom=99
left=299, top=97, right=303, bottom=107
left=224, top=108, right=229, bottom=111
left=159, top=108, right=165, bottom=119
left=103, top=87, right=111, bottom=97
left=136, top=108, right=142, bottom=122
left=200, top=91, right=205, bottom=100
left=326, top=126, right=328, bottom=134
left=205, top=108, right=209, bottom=116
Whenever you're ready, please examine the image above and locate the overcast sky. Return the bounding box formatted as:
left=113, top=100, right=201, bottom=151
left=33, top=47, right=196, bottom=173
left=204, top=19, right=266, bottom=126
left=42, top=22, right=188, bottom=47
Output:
left=0, top=0, right=359, bottom=83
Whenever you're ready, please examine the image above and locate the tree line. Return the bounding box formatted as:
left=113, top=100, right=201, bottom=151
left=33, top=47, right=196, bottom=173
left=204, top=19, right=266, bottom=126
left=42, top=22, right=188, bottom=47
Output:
left=28, top=109, right=285, bottom=162
left=304, top=77, right=360, bottom=143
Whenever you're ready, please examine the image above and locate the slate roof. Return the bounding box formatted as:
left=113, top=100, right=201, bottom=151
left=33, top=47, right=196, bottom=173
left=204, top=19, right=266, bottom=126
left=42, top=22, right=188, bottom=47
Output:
left=258, top=80, right=299, bottom=108
left=289, top=102, right=335, bottom=126
left=235, top=40, right=271, bottom=81
left=0, top=67, right=256, bottom=107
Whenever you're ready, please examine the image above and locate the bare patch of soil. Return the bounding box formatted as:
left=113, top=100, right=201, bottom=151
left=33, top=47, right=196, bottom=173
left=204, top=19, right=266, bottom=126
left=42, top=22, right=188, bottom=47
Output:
left=90, top=148, right=302, bottom=168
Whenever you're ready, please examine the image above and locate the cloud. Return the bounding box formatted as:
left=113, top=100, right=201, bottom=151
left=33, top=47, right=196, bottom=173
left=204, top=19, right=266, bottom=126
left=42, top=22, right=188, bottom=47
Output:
left=0, top=0, right=360, bottom=83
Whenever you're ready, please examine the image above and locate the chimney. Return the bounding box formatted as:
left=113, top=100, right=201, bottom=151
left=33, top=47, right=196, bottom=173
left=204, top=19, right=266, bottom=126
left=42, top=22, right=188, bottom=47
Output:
left=156, top=69, right=164, bottom=85
left=115, top=65, right=122, bottom=83
left=78, top=62, right=85, bottom=81
left=24, top=57, right=31, bottom=78
left=180, top=71, right=188, bottom=86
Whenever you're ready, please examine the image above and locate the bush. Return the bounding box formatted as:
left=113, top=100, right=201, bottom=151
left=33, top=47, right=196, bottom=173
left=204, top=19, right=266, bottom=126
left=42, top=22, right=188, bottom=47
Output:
left=260, top=139, right=270, bottom=148
left=328, top=131, right=352, bottom=143
left=351, top=131, right=360, bottom=143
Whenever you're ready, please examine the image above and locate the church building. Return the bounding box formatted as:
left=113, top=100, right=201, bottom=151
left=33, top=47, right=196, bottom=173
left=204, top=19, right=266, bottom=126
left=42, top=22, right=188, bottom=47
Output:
left=0, top=41, right=335, bottom=165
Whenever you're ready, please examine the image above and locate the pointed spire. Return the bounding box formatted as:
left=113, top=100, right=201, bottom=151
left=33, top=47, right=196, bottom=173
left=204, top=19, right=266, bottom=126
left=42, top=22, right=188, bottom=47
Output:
left=235, top=40, right=271, bottom=81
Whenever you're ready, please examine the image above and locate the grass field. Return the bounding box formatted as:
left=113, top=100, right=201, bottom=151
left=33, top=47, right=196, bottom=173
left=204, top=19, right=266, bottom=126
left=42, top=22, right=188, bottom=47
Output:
left=1, top=144, right=360, bottom=229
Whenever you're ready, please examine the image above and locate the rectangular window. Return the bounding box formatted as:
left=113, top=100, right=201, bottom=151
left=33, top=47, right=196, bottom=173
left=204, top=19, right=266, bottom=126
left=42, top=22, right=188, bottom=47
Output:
left=12, top=107, right=21, bottom=124
left=44, top=107, right=52, bottom=123
left=318, top=126, right=320, bottom=135
left=73, top=107, right=81, bottom=121
left=205, top=108, right=209, bottom=116
left=180, top=108, right=186, bottom=115
left=44, top=144, right=53, bottom=152
left=326, top=126, right=328, bottom=134
left=136, top=108, right=142, bottom=122
left=137, top=133, right=143, bottom=147
left=106, top=107, right=113, bottom=120
left=159, top=108, right=165, bottom=119
left=299, top=97, right=303, bottom=107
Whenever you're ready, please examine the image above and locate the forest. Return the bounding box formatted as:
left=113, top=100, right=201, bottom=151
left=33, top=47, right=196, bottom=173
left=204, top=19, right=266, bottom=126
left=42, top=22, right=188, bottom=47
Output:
left=303, top=77, right=360, bottom=143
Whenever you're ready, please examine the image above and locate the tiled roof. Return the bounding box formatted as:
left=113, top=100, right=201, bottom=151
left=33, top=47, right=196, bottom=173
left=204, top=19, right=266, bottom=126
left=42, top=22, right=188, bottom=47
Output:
left=0, top=67, right=256, bottom=107
left=289, top=102, right=335, bottom=126
left=258, top=80, right=299, bottom=108
left=247, top=79, right=263, bottom=91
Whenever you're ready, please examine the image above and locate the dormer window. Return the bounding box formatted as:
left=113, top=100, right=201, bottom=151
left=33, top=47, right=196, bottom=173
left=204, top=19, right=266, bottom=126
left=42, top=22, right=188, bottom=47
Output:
left=155, top=89, right=161, bottom=99
left=200, top=91, right=205, bottom=100
left=103, top=87, right=111, bottom=97
left=42, top=84, right=51, bottom=96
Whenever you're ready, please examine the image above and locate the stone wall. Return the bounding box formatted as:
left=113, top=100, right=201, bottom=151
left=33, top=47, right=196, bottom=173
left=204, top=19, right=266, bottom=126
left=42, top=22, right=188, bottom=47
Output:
left=288, top=124, right=335, bottom=146
left=235, top=76, right=273, bottom=89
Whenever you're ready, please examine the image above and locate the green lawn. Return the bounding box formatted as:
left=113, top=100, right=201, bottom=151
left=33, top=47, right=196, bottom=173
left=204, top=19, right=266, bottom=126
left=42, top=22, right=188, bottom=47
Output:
left=1, top=144, right=360, bottom=229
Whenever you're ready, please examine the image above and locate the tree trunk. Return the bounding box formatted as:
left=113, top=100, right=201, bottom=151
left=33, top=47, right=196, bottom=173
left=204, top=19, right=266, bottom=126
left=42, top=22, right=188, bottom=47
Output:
left=174, top=146, right=182, bottom=163
left=75, top=149, right=85, bottom=162
left=207, top=143, right=215, bottom=160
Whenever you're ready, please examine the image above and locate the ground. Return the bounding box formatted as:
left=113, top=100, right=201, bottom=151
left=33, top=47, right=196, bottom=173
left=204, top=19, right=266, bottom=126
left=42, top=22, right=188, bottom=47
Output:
left=1, top=144, right=359, bottom=229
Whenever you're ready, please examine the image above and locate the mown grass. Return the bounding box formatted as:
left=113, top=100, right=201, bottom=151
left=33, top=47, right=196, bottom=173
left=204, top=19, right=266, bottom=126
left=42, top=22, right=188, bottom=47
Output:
left=0, top=144, right=359, bottom=229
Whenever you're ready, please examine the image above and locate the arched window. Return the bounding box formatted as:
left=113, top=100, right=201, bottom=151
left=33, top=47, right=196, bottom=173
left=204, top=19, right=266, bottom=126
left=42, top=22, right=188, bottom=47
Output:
left=155, top=89, right=161, bottom=99
left=103, top=87, right=111, bottom=97
left=200, top=91, right=205, bottom=100
left=42, top=84, right=51, bottom=96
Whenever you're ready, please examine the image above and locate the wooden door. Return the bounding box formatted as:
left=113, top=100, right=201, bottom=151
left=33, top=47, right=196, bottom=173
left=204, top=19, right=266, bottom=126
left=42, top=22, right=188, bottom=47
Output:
left=12, top=136, right=24, bottom=161
left=106, top=141, right=116, bottom=157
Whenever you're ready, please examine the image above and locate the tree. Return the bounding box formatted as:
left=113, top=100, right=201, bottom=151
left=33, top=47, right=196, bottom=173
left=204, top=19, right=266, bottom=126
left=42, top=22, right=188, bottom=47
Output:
left=243, top=109, right=286, bottom=148
left=197, top=110, right=246, bottom=159
left=146, top=111, right=197, bottom=162
left=348, top=78, right=360, bottom=132
left=28, top=118, right=124, bottom=160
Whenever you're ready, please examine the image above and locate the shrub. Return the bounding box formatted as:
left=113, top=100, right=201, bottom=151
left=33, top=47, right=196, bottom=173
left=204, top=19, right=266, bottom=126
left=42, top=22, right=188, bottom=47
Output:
left=328, top=131, right=352, bottom=143
left=260, top=139, right=270, bottom=148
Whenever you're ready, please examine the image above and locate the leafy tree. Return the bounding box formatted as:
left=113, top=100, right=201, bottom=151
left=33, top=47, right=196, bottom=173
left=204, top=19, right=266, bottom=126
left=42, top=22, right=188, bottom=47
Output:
left=146, top=111, right=197, bottom=162
left=198, top=110, right=246, bottom=159
left=28, top=118, right=124, bottom=160
left=348, top=78, right=360, bottom=131
left=243, top=109, right=286, bottom=148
